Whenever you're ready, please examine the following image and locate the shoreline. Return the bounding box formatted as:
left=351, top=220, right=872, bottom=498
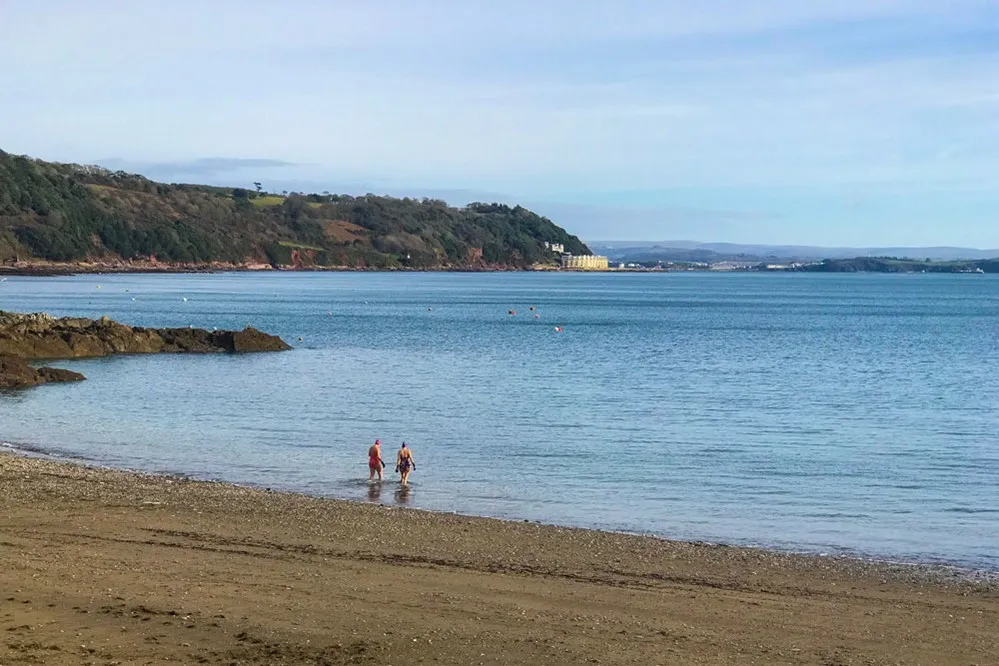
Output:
left=4, top=263, right=996, bottom=277
left=4, top=440, right=996, bottom=582
left=2, top=450, right=997, bottom=665
left=0, top=263, right=540, bottom=276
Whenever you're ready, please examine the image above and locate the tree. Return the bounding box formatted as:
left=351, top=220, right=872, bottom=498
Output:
left=253, top=182, right=262, bottom=193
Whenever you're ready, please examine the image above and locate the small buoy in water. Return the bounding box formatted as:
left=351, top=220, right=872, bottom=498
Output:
left=554, top=326, right=563, bottom=333
left=131, top=297, right=136, bottom=301
left=534, top=313, right=541, bottom=319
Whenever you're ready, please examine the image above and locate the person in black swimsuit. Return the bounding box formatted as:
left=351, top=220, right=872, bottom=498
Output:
left=396, top=442, right=416, bottom=486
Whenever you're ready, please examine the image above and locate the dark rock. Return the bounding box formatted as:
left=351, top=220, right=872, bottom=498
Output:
left=0, top=354, right=86, bottom=389
left=0, top=311, right=291, bottom=359
left=211, top=328, right=293, bottom=353
left=0, top=354, right=43, bottom=388
left=36, top=367, right=86, bottom=383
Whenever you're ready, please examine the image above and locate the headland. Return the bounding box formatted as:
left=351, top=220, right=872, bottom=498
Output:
left=0, top=149, right=589, bottom=272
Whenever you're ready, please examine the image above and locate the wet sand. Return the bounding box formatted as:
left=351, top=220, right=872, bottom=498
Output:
left=1, top=452, right=996, bottom=665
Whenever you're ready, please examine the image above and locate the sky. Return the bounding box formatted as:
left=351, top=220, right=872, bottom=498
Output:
left=1, top=0, right=997, bottom=246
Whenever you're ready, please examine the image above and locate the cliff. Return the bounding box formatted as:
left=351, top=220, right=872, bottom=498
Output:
left=0, top=150, right=590, bottom=270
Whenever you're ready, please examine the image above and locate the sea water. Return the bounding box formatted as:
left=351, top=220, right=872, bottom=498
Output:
left=1, top=272, right=997, bottom=570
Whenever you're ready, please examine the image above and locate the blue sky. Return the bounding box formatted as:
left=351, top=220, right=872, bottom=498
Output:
left=1, top=1, right=997, bottom=246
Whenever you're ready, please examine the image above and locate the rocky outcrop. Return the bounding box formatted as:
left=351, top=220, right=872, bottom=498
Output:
left=0, top=311, right=291, bottom=359
left=0, top=311, right=291, bottom=388
left=0, top=354, right=85, bottom=389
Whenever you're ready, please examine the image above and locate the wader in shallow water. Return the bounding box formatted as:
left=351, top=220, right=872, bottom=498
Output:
left=368, top=440, right=384, bottom=481
left=396, top=443, right=416, bottom=486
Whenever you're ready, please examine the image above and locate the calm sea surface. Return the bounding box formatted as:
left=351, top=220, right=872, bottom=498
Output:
left=1, top=272, right=997, bottom=570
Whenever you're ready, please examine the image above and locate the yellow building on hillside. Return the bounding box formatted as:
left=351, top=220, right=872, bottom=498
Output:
left=560, top=254, right=609, bottom=270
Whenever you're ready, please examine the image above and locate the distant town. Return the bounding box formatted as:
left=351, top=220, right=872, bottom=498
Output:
left=552, top=256, right=995, bottom=273
left=549, top=241, right=999, bottom=274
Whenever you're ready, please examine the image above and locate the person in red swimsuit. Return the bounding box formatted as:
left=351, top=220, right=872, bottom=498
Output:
left=368, top=440, right=384, bottom=481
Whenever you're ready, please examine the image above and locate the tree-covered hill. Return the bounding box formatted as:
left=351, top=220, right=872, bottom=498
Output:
left=0, top=150, right=589, bottom=269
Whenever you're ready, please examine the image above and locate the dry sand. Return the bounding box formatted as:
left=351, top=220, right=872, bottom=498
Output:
left=1, top=452, right=996, bottom=665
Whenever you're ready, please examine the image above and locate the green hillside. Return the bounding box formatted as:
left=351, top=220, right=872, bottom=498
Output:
left=0, top=150, right=589, bottom=269
left=800, top=257, right=999, bottom=273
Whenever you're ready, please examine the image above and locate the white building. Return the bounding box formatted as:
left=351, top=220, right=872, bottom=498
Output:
left=560, top=254, right=609, bottom=270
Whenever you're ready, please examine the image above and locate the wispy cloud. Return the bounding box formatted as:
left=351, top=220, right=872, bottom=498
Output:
left=97, top=157, right=298, bottom=181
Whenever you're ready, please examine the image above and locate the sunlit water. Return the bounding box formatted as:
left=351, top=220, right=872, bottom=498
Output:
left=1, top=272, right=997, bottom=570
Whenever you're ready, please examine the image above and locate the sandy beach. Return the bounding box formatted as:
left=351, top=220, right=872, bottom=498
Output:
left=1, top=452, right=996, bottom=665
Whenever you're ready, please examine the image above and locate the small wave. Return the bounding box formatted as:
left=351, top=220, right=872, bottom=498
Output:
left=801, top=512, right=871, bottom=519
left=1, top=440, right=91, bottom=462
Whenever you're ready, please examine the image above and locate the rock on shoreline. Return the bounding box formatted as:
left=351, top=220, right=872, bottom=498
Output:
left=0, top=354, right=86, bottom=388
left=0, top=311, right=291, bottom=388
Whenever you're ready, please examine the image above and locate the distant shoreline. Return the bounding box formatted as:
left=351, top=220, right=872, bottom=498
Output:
left=3, top=262, right=997, bottom=276
left=0, top=263, right=534, bottom=277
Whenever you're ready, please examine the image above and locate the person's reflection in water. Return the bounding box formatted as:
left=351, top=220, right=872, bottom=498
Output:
left=394, top=485, right=411, bottom=505
left=367, top=481, right=383, bottom=503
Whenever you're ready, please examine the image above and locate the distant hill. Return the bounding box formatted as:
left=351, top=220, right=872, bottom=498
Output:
left=0, top=150, right=589, bottom=270
left=800, top=257, right=999, bottom=273
left=590, top=240, right=999, bottom=263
